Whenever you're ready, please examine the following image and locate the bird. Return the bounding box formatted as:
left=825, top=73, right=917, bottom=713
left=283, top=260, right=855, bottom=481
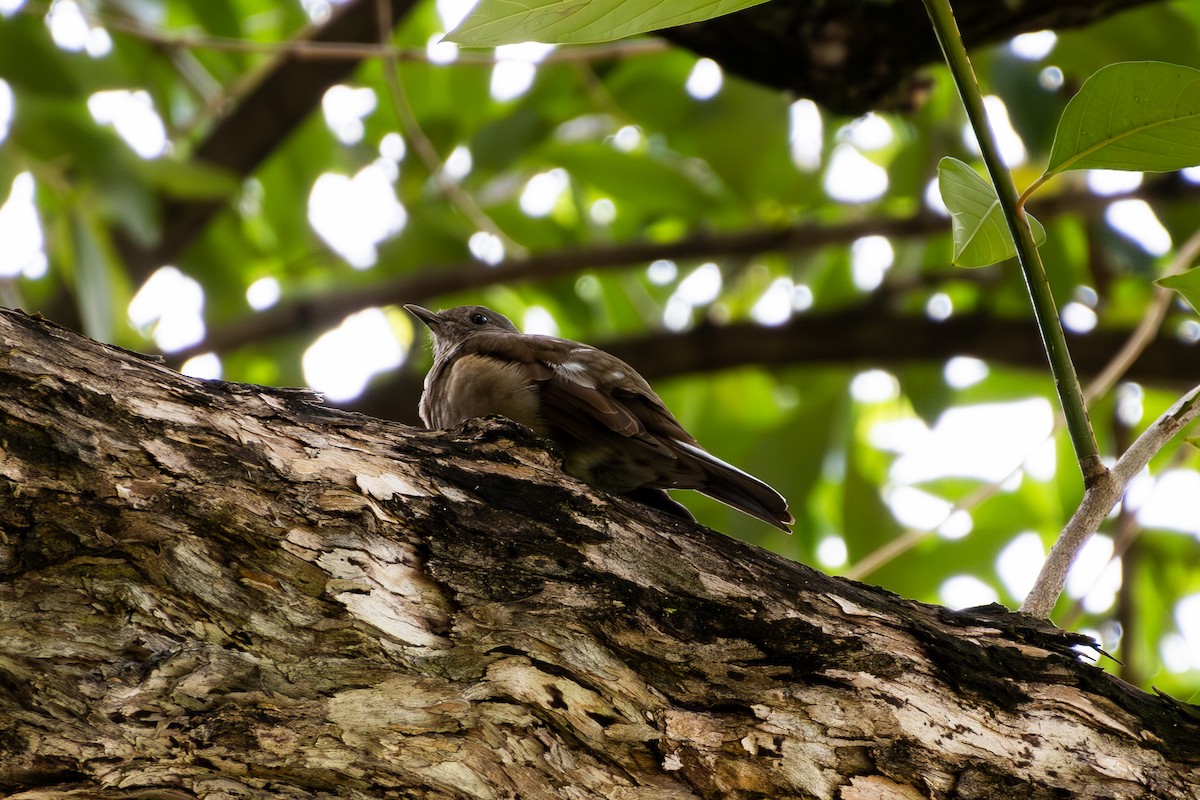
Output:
left=405, top=304, right=793, bottom=532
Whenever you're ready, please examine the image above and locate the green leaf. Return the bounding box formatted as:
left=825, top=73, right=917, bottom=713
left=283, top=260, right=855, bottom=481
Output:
left=445, top=0, right=770, bottom=46
left=135, top=158, right=241, bottom=200
left=550, top=143, right=717, bottom=214
left=0, top=15, right=79, bottom=96
left=68, top=209, right=120, bottom=342
left=1045, top=61, right=1200, bottom=176
left=938, top=157, right=1047, bottom=268
left=1156, top=267, right=1200, bottom=314
left=187, top=0, right=243, bottom=38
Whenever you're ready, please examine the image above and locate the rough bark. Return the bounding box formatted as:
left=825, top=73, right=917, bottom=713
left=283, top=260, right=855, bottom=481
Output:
left=1, top=306, right=1198, bottom=800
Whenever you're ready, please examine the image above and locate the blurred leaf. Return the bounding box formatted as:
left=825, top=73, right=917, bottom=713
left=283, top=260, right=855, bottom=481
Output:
left=187, top=0, right=244, bottom=38
left=136, top=158, right=242, bottom=200
left=686, top=79, right=802, bottom=204
left=1053, top=3, right=1200, bottom=83
left=1155, top=267, right=1200, bottom=315
left=1045, top=61, right=1200, bottom=175
left=0, top=15, right=78, bottom=95
left=471, top=104, right=559, bottom=175
left=842, top=421, right=903, bottom=564
left=899, top=364, right=952, bottom=426
left=551, top=143, right=719, bottom=215
left=68, top=209, right=122, bottom=342
left=938, top=157, right=1047, bottom=268
left=770, top=372, right=849, bottom=548
left=446, top=0, right=770, bottom=46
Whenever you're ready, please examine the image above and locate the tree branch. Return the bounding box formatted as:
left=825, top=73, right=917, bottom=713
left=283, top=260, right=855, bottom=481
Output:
left=659, top=0, right=1160, bottom=112
left=1, top=306, right=1198, bottom=798
left=167, top=214, right=942, bottom=363
left=162, top=174, right=1200, bottom=366
left=350, top=309, right=1200, bottom=426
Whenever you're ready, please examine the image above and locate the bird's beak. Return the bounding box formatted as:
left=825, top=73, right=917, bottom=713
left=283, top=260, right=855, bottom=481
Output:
left=404, top=304, right=441, bottom=330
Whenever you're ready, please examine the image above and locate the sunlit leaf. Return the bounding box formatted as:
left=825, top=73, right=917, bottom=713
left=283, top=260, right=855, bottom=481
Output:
left=938, top=157, right=1047, bottom=268
left=1045, top=61, right=1200, bottom=176
left=1156, top=267, right=1200, bottom=315
left=445, top=0, right=770, bottom=46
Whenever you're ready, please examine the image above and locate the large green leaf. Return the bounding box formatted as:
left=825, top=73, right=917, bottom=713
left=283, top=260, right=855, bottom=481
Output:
left=1156, top=267, right=1200, bottom=315
left=938, top=157, right=1047, bottom=268
left=1045, top=61, right=1200, bottom=175
left=445, top=0, right=770, bottom=46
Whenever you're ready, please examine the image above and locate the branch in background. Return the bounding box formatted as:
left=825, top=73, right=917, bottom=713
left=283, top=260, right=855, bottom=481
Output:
left=164, top=176, right=1199, bottom=365
left=347, top=309, right=1200, bottom=426
left=166, top=214, right=940, bottom=363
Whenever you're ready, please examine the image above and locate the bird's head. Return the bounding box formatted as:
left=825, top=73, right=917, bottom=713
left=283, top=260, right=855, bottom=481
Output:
left=405, top=304, right=520, bottom=359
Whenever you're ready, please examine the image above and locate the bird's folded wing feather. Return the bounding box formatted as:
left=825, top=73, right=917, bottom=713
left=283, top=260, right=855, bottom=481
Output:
left=466, top=331, right=692, bottom=445
left=462, top=329, right=791, bottom=529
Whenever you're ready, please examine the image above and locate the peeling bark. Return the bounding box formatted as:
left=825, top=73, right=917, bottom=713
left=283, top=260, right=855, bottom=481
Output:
left=1, top=307, right=1198, bottom=799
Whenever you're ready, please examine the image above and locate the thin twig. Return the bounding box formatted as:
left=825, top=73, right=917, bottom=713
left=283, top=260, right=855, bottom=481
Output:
left=373, top=0, right=526, bottom=258
left=846, top=228, right=1200, bottom=582
left=1057, top=443, right=1189, bottom=631
left=1017, top=232, right=1200, bottom=615
left=96, top=11, right=666, bottom=64
left=1084, top=228, right=1200, bottom=404
left=1021, top=384, right=1200, bottom=618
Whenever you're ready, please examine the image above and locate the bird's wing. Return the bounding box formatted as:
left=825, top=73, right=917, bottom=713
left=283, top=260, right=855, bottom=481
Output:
left=462, top=330, right=792, bottom=529
left=540, top=338, right=697, bottom=443
left=466, top=331, right=692, bottom=442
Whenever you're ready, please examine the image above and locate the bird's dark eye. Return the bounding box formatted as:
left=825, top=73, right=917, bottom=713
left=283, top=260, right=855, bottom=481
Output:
left=470, top=313, right=489, bottom=325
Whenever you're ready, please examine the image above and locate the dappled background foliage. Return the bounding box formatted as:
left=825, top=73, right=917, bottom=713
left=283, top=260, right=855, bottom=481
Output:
left=1, top=0, right=1199, bottom=696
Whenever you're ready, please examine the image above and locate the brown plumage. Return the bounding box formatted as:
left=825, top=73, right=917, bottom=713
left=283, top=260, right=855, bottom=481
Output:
left=405, top=304, right=794, bottom=532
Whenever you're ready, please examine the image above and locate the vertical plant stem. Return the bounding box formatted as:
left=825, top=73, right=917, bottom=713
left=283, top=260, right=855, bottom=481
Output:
left=921, top=0, right=1105, bottom=484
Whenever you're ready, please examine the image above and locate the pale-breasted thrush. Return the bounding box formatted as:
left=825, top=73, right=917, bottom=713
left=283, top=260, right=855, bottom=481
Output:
left=405, top=304, right=794, bottom=531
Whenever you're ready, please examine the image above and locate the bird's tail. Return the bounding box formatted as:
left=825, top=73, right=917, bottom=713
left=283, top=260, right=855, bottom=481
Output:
left=674, top=441, right=794, bottom=532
